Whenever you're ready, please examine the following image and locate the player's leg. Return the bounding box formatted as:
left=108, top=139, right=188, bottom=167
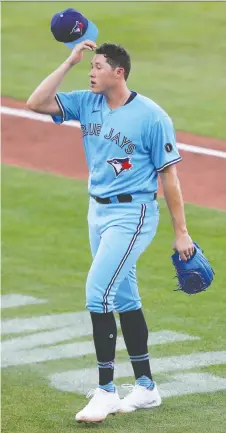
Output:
left=112, top=227, right=162, bottom=412
left=118, top=308, right=161, bottom=411
left=89, top=229, right=148, bottom=396
left=114, top=268, right=154, bottom=384
left=87, top=210, right=118, bottom=393
left=88, top=213, right=147, bottom=394
left=75, top=202, right=121, bottom=423
left=76, top=201, right=159, bottom=422
left=86, top=201, right=159, bottom=312
left=85, top=202, right=158, bottom=389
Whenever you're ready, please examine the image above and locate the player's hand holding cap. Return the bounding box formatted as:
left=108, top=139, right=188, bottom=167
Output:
left=51, top=8, right=98, bottom=49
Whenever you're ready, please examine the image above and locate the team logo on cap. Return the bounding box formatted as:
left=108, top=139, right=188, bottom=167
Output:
left=107, top=157, right=133, bottom=177
left=70, top=21, right=83, bottom=35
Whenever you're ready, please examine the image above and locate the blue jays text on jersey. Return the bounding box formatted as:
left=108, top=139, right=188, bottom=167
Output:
left=81, top=123, right=136, bottom=155
left=52, top=90, right=182, bottom=198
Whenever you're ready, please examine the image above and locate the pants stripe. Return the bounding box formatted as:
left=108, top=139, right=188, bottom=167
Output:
left=103, top=204, right=146, bottom=313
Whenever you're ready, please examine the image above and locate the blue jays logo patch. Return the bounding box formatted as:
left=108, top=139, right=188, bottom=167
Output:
left=70, top=21, right=83, bottom=35
left=107, top=157, right=133, bottom=177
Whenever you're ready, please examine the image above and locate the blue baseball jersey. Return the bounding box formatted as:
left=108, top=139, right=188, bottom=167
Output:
left=52, top=90, right=182, bottom=198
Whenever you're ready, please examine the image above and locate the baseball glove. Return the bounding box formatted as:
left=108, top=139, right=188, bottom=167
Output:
left=171, top=242, right=215, bottom=295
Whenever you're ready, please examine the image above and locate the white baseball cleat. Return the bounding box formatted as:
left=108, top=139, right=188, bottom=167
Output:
left=75, top=387, right=121, bottom=423
left=119, top=383, right=162, bottom=413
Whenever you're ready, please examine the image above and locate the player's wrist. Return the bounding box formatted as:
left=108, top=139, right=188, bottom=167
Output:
left=174, top=228, right=188, bottom=237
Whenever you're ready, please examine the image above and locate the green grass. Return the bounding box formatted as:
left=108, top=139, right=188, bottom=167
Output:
left=2, top=2, right=226, bottom=138
left=2, top=165, right=226, bottom=433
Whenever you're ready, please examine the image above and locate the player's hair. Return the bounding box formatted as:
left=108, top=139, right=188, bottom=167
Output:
left=95, top=43, right=131, bottom=80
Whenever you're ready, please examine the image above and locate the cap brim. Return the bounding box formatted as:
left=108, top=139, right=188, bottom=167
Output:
left=65, top=20, right=98, bottom=49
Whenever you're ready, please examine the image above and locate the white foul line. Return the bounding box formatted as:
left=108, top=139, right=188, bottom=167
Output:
left=1, top=105, right=226, bottom=159
left=0, top=106, right=80, bottom=128
left=177, top=142, right=226, bottom=158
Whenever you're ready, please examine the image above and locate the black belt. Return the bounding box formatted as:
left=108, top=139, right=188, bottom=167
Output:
left=91, top=192, right=157, bottom=204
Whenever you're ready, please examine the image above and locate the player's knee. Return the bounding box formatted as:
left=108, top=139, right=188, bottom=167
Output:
left=85, top=283, right=113, bottom=314
left=86, top=294, right=114, bottom=313
left=85, top=291, right=100, bottom=312
left=86, top=299, right=113, bottom=313
left=114, top=299, right=142, bottom=313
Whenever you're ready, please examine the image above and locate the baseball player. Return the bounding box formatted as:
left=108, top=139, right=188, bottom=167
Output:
left=27, top=39, right=194, bottom=423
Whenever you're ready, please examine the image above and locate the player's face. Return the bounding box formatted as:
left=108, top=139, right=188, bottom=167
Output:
left=89, top=54, right=122, bottom=94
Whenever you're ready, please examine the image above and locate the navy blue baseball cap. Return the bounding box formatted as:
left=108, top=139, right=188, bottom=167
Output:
left=51, top=8, right=98, bottom=49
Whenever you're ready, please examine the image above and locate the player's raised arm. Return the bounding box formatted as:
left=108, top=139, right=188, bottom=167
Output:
left=26, top=40, right=96, bottom=115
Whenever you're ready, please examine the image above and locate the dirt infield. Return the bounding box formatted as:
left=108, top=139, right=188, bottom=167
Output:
left=2, top=97, right=226, bottom=211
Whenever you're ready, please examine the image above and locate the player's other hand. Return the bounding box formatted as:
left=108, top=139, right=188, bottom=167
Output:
left=66, top=40, right=97, bottom=66
left=173, top=232, right=194, bottom=262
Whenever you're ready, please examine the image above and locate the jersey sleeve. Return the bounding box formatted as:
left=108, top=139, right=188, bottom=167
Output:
left=52, top=90, right=84, bottom=124
left=149, top=115, right=182, bottom=172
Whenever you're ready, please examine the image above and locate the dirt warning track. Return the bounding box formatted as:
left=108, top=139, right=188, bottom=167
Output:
left=2, top=97, right=226, bottom=211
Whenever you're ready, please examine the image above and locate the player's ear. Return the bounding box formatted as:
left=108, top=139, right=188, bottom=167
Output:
left=116, top=67, right=125, bottom=79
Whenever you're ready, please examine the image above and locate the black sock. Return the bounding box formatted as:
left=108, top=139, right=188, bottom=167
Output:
left=119, top=309, right=152, bottom=380
left=90, top=312, right=117, bottom=386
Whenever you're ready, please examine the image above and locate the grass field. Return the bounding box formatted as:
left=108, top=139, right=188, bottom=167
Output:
left=2, top=1, right=226, bottom=138
left=2, top=165, right=226, bottom=433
